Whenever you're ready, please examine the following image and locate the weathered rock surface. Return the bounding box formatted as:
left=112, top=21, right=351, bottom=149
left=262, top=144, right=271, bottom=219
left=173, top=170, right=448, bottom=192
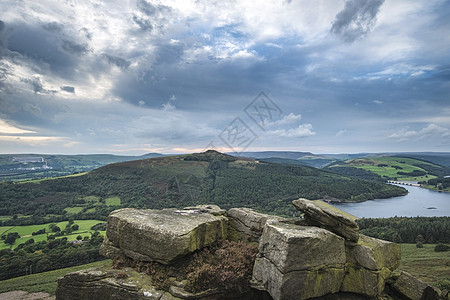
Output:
left=340, top=266, right=392, bottom=297
left=227, top=208, right=285, bottom=242
left=341, top=234, right=401, bottom=297
left=100, top=207, right=228, bottom=264
left=292, top=199, right=359, bottom=242
left=252, top=221, right=347, bottom=300
left=55, top=268, right=164, bottom=300
left=345, top=234, right=401, bottom=271
left=389, top=271, right=442, bottom=300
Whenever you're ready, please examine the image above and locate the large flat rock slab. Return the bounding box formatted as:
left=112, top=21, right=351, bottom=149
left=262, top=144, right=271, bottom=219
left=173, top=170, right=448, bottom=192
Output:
left=292, top=199, right=359, bottom=242
left=100, top=208, right=228, bottom=264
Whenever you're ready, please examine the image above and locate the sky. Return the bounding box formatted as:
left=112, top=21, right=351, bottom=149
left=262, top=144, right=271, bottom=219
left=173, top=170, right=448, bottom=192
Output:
left=0, top=0, right=449, bottom=155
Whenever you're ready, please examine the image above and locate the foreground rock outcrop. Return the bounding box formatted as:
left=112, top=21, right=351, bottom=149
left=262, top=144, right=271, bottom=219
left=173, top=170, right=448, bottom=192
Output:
left=100, top=206, right=228, bottom=264
left=56, top=201, right=447, bottom=300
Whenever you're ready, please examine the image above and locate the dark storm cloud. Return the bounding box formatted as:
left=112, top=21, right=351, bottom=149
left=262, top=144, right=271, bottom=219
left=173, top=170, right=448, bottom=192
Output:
left=60, top=86, right=75, bottom=93
left=132, top=0, right=172, bottom=32
left=331, top=0, right=385, bottom=42
left=136, top=0, right=171, bottom=17
left=80, top=27, right=92, bottom=40
left=61, top=39, right=89, bottom=55
left=6, top=23, right=78, bottom=76
left=0, top=20, right=6, bottom=51
left=42, top=22, right=63, bottom=33
left=21, top=77, right=56, bottom=94
left=132, top=15, right=153, bottom=31
left=102, top=54, right=131, bottom=70
left=430, top=66, right=450, bottom=82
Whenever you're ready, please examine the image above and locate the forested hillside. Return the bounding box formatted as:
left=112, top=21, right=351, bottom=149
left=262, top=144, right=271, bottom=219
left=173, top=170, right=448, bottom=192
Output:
left=0, top=151, right=406, bottom=218
left=358, top=217, right=450, bottom=244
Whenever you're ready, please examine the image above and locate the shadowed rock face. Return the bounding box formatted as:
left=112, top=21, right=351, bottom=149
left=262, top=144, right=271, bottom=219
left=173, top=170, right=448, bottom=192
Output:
left=227, top=207, right=286, bottom=242
left=100, top=207, right=228, bottom=264
left=251, top=222, right=347, bottom=300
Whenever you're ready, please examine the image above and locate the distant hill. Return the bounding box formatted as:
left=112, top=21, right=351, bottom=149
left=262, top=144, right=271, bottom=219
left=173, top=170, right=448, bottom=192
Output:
left=395, top=152, right=450, bottom=168
left=237, top=151, right=337, bottom=168
left=237, top=151, right=314, bottom=160
left=0, top=150, right=406, bottom=218
left=0, top=153, right=165, bottom=181
left=326, top=156, right=450, bottom=182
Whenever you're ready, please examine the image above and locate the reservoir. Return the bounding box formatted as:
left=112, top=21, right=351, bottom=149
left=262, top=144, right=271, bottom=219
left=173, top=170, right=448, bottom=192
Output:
left=332, top=184, right=450, bottom=218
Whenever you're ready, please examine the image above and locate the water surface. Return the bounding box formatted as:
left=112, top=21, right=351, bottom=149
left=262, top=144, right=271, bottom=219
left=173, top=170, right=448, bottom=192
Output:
left=332, top=185, right=450, bottom=218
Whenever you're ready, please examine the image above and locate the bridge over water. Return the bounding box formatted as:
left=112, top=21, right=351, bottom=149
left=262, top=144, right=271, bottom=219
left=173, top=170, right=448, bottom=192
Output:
left=387, top=180, right=420, bottom=187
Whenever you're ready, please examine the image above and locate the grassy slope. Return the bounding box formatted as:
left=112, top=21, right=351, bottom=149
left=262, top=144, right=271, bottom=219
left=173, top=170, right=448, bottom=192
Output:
left=329, top=156, right=440, bottom=181
left=0, top=220, right=105, bottom=250
left=0, top=260, right=111, bottom=295
left=399, top=244, right=450, bottom=289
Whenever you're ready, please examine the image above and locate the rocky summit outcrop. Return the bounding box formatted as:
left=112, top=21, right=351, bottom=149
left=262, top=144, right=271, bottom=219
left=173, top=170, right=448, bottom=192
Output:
left=99, top=206, right=228, bottom=264
left=56, top=201, right=447, bottom=300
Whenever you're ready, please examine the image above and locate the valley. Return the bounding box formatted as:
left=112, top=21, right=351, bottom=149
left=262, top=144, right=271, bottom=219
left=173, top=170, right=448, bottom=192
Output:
left=0, top=150, right=449, bottom=295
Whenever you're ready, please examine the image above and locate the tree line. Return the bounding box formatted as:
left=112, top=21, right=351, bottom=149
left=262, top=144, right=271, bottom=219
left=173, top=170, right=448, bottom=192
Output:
left=0, top=232, right=104, bottom=281
left=357, top=217, right=450, bottom=244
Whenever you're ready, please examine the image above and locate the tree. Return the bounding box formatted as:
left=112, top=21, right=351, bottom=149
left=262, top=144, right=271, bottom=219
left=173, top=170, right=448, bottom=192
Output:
left=415, top=234, right=425, bottom=243
left=76, top=235, right=83, bottom=241
left=49, top=224, right=61, bottom=232
left=435, top=243, right=450, bottom=252
left=71, top=224, right=79, bottom=231
left=4, top=232, right=20, bottom=245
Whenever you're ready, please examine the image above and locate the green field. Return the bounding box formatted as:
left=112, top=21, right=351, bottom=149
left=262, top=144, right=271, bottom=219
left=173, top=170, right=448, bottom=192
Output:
left=64, top=206, right=84, bottom=214
left=105, top=196, right=121, bottom=206
left=399, top=244, right=450, bottom=290
left=0, top=260, right=111, bottom=295
left=64, top=195, right=120, bottom=214
left=330, top=156, right=441, bottom=182
left=19, top=172, right=89, bottom=184
left=0, top=220, right=106, bottom=250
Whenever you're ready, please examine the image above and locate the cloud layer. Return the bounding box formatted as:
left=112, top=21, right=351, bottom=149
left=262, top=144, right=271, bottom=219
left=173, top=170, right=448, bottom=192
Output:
left=0, top=0, right=449, bottom=154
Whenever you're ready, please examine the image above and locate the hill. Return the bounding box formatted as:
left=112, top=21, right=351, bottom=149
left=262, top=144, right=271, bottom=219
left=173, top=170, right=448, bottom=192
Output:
left=0, top=153, right=164, bottom=182
left=0, top=151, right=406, bottom=218
left=237, top=151, right=338, bottom=168
left=325, top=156, right=450, bottom=182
